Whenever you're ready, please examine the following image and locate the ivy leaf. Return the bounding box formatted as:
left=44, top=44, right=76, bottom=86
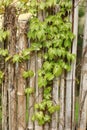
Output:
left=48, top=106, right=55, bottom=114
left=25, top=88, right=34, bottom=94
left=22, top=49, right=30, bottom=60
left=43, top=61, right=53, bottom=71
left=39, top=2, right=45, bottom=10
left=44, top=87, right=52, bottom=99
left=43, top=41, right=52, bottom=48
left=31, top=42, right=42, bottom=51
left=46, top=100, right=53, bottom=108
left=46, top=0, right=57, bottom=7
left=45, top=72, right=54, bottom=81
left=34, top=104, right=39, bottom=109
left=5, top=55, right=12, bottom=62
left=38, top=76, right=47, bottom=88
left=23, top=70, right=34, bottom=79
left=53, top=65, right=62, bottom=77
left=64, top=39, right=71, bottom=48
left=0, top=49, right=8, bottom=57
left=0, top=71, right=4, bottom=84
left=54, top=105, right=60, bottom=111
left=13, top=54, right=21, bottom=63
left=48, top=48, right=56, bottom=59
left=38, top=103, right=46, bottom=111
left=44, top=115, right=50, bottom=122
left=34, top=111, right=45, bottom=125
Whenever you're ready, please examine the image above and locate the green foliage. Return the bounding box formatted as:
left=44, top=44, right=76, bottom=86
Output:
left=0, top=0, right=75, bottom=126
left=23, top=70, right=34, bottom=79
left=12, top=54, right=22, bottom=63
left=27, top=0, right=75, bottom=125
left=0, top=49, right=8, bottom=57
left=12, top=49, right=30, bottom=63
left=0, top=29, right=9, bottom=42
left=0, top=71, right=4, bottom=84
left=25, top=88, right=34, bottom=94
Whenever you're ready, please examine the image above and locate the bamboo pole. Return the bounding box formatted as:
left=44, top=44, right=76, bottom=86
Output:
left=51, top=5, right=60, bottom=130
left=0, top=14, right=8, bottom=130
left=71, top=0, right=78, bottom=130
left=78, top=2, right=87, bottom=130
left=65, top=0, right=78, bottom=129
left=51, top=78, right=60, bottom=130
left=17, top=15, right=29, bottom=130
left=59, top=73, right=65, bottom=130
left=27, top=54, right=35, bottom=130
left=34, top=1, right=44, bottom=130
left=35, top=53, right=43, bottom=130
left=3, top=6, right=17, bottom=130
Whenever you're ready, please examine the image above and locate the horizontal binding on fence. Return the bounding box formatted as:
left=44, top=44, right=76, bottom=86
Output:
left=17, top=92, right=25, bottom=96
left=65, top=78, right=76, bottom=81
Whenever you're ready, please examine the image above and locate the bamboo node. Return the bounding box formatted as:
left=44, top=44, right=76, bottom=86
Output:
left=17, top=92, right=25, bottom=96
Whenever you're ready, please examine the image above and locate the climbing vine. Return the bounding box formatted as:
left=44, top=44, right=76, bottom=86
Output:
left=26, top=0, right=75, bottom=125
left=0, top=0, right=75, bottom=126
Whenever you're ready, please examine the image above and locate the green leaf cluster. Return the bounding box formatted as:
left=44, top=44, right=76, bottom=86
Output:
left=0, top=0, right=76, bottom=126
left=0, top=71, right=4, bottom=84
left=0, top=48, right=8, bottom=57
left=23, top=70, right=34, bottom=79
left=27, top=0, right=75, bottom=125
left=0, top=29, right=9, bottom=42
left=25, top=88, right=34, bottom=94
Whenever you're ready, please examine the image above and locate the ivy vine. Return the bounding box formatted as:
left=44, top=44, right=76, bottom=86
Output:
left=0, top=0, right=75, bottom=126
left=26, top=0, right=75, bottom=125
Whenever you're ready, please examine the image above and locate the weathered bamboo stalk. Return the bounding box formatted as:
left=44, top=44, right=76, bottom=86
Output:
left=2, top=70, right=8, bottom=130
left=0, top=14, right=8, bottom=130
left=71, top=0, right=78, bottom=130
left=34, top=1, right=44, bottom=130
left=27, top=54, right=35, bottom=130
left=35, top=53, right=43, bottom=130
left=17, top=15, right=29, bottom=130
left=78, top=2, right=87, bottom=130
left=51, top=78, right=60, bottom=130
left=51, top=4, right=60, bottom=130
left=65, top=0, right=78, bottom=130
left=59, top=73, right=65, bottom=130
left=3, top=6, right=17, bottom=130
left=65, top=71, right=72, bottom=130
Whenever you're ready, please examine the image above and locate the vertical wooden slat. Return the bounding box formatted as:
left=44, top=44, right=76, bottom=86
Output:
left=59, top=73, right=65, bottom=130
left=34, top=1, right=44, bottom=130
left=65, top=71, right=72, bottom=130
left=51, top=78, right=59, bottom=130
left=65, top=0, right=78, bottom=130
left=78, top=2, right=87, bottom=130
left=0, top=14, right=8, bottom=130
left=17, top=16, right=29, bottom=130
left=3, top=6, right=17, bottom=130
left=72, top=0, right=78, bottom=130
left=28, top=54, right=35, bottom=130
left=35, top=53, right=43, bottom=130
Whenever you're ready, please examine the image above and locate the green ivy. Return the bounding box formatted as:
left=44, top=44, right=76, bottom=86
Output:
left=26, top=0, right=75, bottom=125
left=0, top=29, right=9, bottom=42
left=0, top=71, right=4, bottom=84
left=0, top=0, right=75, bottom=126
